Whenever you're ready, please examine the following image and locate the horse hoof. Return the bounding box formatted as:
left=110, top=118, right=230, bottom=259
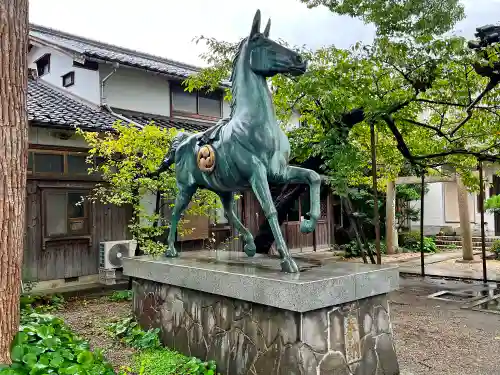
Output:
left=300, top=219, right=315, bottom=234
left=244, top=242, right=257, bottom=257
left=281, top=257, right=299, bottom=273
left=164, top=248, right=179, bottom=258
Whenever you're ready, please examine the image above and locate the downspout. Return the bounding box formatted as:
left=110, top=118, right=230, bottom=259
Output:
left=100, top=62, right=143, bottom=129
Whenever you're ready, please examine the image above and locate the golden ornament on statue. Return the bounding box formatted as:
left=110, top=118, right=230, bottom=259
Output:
left=197, top=145, right=216, bottom=173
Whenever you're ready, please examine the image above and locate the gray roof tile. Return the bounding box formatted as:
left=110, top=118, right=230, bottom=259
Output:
left=28, top=78, right=118, bottom=130
left=28, top=77, right=213, bottom=133
left=113, top=109, right=212, bottom=133
left=30, top=24, right=201, bottom=79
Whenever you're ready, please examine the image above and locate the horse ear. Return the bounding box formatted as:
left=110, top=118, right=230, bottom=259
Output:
left=263, top=19, right=271, bottom=37
left=250, top=9, right=261, bottom=37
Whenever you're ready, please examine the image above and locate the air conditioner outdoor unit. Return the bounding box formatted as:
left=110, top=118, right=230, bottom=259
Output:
left=99, top=240, right=137, bottom=270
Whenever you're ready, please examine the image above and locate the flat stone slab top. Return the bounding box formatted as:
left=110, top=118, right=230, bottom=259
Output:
left=123, top=250, right=399, bottom=312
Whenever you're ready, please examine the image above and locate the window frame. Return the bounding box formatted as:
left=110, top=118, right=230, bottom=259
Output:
left=28, top=149, right=97, bottom=178
left=42, top=188, right=91, bottom=239
left=170, top=82, right=223, bottom=120
left=62, top=71, right=75, bottom=87
left=35, top=53, right=51, bottom=77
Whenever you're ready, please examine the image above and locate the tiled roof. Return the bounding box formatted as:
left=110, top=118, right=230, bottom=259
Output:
left=29, top=24, right=201, bottom=80
left=113, top=109, right=213, bottom=133
left=28, top=77, right=119, bottom=130
left=28, top=77, right=214, bottom=133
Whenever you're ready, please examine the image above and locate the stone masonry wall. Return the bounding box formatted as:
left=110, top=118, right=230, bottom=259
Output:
left=132, top=279, right=399, bottom=375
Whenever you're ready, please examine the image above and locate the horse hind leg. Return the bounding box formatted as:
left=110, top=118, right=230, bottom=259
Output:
left=166, top=185, right=197, bottom=257
left=218, top=192, right=256, bottom=257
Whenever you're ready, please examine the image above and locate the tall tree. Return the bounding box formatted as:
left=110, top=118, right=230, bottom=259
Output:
left=0, top=0, right=29, bottom=365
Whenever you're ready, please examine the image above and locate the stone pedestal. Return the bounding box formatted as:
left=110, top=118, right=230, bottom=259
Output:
left=123, top=251, right=400, bottom=375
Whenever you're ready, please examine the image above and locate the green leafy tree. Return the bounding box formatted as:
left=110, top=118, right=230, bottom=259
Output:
left=77, top=121, right=220, bottom=255
left=185, top=1, right=500, bottom=254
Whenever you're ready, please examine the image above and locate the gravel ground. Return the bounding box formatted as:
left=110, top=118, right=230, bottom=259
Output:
left=56, top=278, right=500, bottom=375
left=57, top=296, right=135, bottom=372
left=392, top=276, right=500, bottom=375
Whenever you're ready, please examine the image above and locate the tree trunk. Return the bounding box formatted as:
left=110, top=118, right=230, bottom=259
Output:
left=0, top=0, right=29, bottom=365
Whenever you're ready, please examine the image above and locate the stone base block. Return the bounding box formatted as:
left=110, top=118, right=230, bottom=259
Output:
left=133, top=279, right=398, bottom=375
left=125, top=251, right=400, bottom=375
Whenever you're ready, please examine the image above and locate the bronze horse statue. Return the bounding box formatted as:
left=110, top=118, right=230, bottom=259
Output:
left=153, top=9, right=321, bottom=273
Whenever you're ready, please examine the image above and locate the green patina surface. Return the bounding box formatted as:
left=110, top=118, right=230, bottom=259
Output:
left=155, top=9, right=321, bottom=273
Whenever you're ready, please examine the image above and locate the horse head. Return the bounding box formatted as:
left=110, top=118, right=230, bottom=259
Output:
left=245, top=9, right=307, bottom=78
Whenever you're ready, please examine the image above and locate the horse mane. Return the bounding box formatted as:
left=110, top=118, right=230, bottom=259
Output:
left=229, top=37, right=248, bottom=117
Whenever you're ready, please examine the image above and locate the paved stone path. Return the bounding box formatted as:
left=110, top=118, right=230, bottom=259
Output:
left=396, top=250, right=500, bottom=281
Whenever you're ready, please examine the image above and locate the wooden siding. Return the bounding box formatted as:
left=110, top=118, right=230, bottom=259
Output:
left=24, top=180, right=132, bottom=282
left=242, top=189, right=332, bottom=252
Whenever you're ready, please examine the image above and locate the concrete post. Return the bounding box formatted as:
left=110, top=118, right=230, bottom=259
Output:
left=385, top=181, right=398, bottom=254
left=456, top=174, right=474, bottom=261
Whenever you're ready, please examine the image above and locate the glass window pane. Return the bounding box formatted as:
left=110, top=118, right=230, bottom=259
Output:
left=67, top=192, right=86, bottom=218
left=301, top=192, right=311, bottom=218
left=287, top=198, right=300, bottom=221
left=172, top=89, right=197, bottom=113
left=46, top=192, right=67, bottom=236
left=27, top=152, right=33, bottom=172
left=198, top=96, right=221, bottom=117
left=34, top=153, right=64, bottom=173
left=214, top=206, right=228, bottom=224
left=68, top=155, right=89, bottom=174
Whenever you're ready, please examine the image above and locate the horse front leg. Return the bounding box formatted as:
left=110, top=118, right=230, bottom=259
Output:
left=218, top=192, right=256, bottom=257
left=281, top=166, right=321, bottom=234
left=166, top=185, right=196, bottom=257
left=250, top=165, right=299, bottom=273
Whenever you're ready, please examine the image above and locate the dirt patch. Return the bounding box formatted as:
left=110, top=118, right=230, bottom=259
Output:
left=57, top=296, right=135, bottom=372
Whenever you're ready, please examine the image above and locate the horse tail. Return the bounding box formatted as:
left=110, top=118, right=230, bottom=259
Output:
left=165, top=132, right=190, bottom=168
left=157, top=132, right=190, bottom=173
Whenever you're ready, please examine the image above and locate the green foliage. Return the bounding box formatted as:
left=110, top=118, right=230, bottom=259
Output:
left=299, top=0, right=464, bottom=37
left=106, top=316, right=160, bottom=350
left=121, top=349, right=220, bottom=375
left=491, top=239, right=500, bottom=259
left=19, top=294, right=65, bottom=315
left=108, top=290, right=133, bottom=302
left=400, top=231, right=438, bottom=253
left=77, top=121, right=221, bottom=255
left=485, top=194, right=500, bottom=214
left=184, top=3, right=500, bottom=196
left=340, top=239, right=387, bottom=258
left=0, top=312, right=114, bottom=375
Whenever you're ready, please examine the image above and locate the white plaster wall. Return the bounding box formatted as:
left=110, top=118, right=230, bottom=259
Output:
left=29, top=127, right=89, bottom=148
left=410, top=182, right=445, bottom=230
left=100, top=65, right=170, bottom=116
left=222, top=100, right=231, bottom=118
left=28, top=45, right=100, bottom=104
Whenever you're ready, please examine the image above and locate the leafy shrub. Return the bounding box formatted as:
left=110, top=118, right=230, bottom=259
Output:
left=108, top=290, right=133, bottom=302
left=107, top=316, right=161, bottom=350
left=19, top=294, right=65, bottom=313
left=491, top=239, right=500, bottom=259
left=0, top=313, right=114, bottom=375
left=485, top=194, right=500, bottom=214
left=400, top=231, right=437, bottom=253
left=129, top=349, right=219, bottom=375
left=340, top=240, right=387, bottom=258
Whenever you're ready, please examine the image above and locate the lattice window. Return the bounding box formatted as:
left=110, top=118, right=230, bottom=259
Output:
left=320, top=199, right=328, bottom=218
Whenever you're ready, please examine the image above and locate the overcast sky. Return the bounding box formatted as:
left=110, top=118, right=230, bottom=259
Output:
left=29, top=0, right=500, bottom=67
